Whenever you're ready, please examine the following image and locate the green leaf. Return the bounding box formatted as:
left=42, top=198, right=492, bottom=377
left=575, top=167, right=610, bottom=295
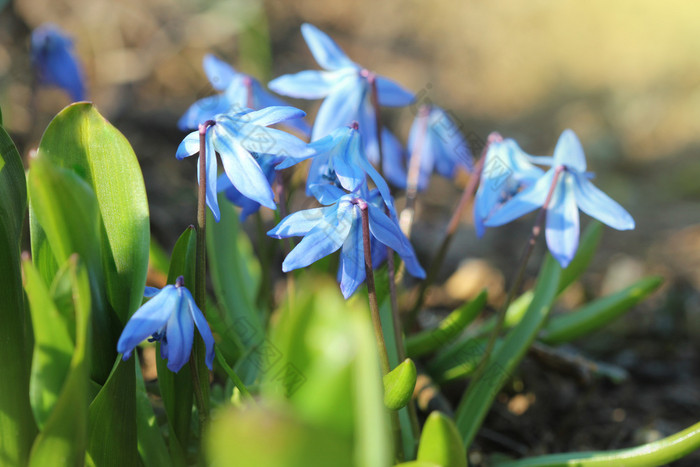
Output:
left=384, top=359, right=417, bottom=411
left=156, top=226, right=196, bottom=463
left=494, top=420, right=700, bottom=467
left=87, top=357, right=138, bottom=466
left=23, top=258, right=74, bottom=429
left=135, top=362, right=171, bottom=467
left=0, top=104, right=3, bottom=126
left=28, top=255, right=91, bottom=467
left=406, top=291, right=487, bottom=358
left=0, top=123, right=35, bottom=464
left=207, top=198, right=264, bottom=350
left=36, top=102, right=149, bottom=323
left=540, top=276, right=663, bottom=345
left=455, top=254, right=562, bottom=448
left=28, top=155, right=115, bottom=383
left=417, top=412, right=467, bottom=467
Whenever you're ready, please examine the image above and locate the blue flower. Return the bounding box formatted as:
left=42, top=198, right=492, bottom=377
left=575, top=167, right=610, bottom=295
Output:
left=276, top=122, right=394, bottom=210
left=268, top=23, right=413, bottom=167
left=176, top=106, right=314, bottom=222
left=268, top=188, right=425, bottom=298
left=117, top=277, right=215, bottom=373
left=216, top=157, right=277, bottom=221
left=473, top=134, right=544, bottom=237
left=30, top=23, right=86, bottom=102
left=405, top=106, right=474, bottom=191
left=178, top=54, right=310, bottom=136
left=485, top=129, right=635, bottom=267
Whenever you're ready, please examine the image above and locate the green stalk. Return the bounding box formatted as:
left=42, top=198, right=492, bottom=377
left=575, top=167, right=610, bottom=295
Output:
left=495, top=421, right=700, bottom=467
left=215, top=347, right=253, bottom=402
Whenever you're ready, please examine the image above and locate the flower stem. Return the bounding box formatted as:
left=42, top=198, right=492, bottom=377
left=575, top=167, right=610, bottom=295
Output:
left=215, top=347, right=254, bottom=402
left=358, top=200, right=391, bottom=375
left=407, top=133, right=499, bottom=328
left=193, top=121, right=215, bottom=426
left=367, top=72, right=385, bottom=178
left=470, top=165, right=564, bottom=385
left=399, top=104, right=430, bottom=237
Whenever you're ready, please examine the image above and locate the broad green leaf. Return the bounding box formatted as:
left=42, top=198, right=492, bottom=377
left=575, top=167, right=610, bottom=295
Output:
left=23, top=258, right=74, bottom=429
left=406, top=291, right=487, bottom=358
left=156, top=226, right=196, bottom=463
left=29, top=256, right=91, bottom=467
left=540, top=276, right=663, bottom=345
left=135, top=362, right=171, bottom=467
left=0, top=123, right=35, bottom=464
left=384, top=358, right=417, bottom=411
left=207, top=406, right=354, bottom=467
left=28, top=155, right=115, bottom=383
left=207, top=198, right=264, bottom=349
left=87, top=357, right=138, bottom=466
left=455, top=254, right=562, bottom=448
left=36, top=102, right=149, bottom=323
left=417, top=412, right=467, bottom=467
left=266, top=278, right=392, bottom=467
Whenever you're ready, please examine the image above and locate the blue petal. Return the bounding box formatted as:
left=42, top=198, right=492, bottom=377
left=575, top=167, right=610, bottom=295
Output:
left=311, top=76, right=364, bottom=141
left=367, top=203, right=425, bottom=278
left=213, top=125, right=276, bottom=210
left=178, top=95, right=231, bottom=131
left=309, top=184, right=347, bottom=205
left=31, top=24, right=85, bottom=102
left=164, top=289, right=195, bottom=372
left=268, top=207, right=327, bottom=238
left=375, top=76, right=414, bottom=107
left=338, top=209, right=365, bottom=298
left=526, top=155, right=555, bottom=166
left=573, top=173, right=635, bottom=230
left=379, top=128, right=407, bottom=189
left=176, top=131, right=200, bottom=160
left=224, top=119, right=311, bottom=159
left=183, top=287, right=215, bottom=370
left=202, top=132, right=220, bottom=221
left=334, top=129, right=366, bottom=192
left=268, top=70, right=344, bottom=99
left=484, top=169, right=555, bottom=227
left=429, top=108, right=473, bottom=176
left=300, top=23, right=356, bottom=71
left=144, top=286, right=160, bottom=298
left=253, top=83, right=311, bottom=136
left=117, top=286, right=177, bottom=359
left=545, top=174, right=580, bottom=268
left=358, top=144, right=397, bottom=214
left=281, top=202, right=354, bottom=271
left=553, top=129, right=586, bottom=172
left=203, top=54, right=237, bottom=91
left=244, top=106, right=307, bottom=127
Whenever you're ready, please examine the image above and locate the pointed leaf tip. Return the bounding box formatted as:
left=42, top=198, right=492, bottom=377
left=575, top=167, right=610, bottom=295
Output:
left=383, top=358, right=417, bottom=410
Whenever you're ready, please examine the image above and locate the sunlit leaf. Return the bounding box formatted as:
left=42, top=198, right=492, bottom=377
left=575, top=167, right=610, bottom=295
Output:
left=417, top=411, right=467, bottom=467
left=384, top=358, right=417, bottom=411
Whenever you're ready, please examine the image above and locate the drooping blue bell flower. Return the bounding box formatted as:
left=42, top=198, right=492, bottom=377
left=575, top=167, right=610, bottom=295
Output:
left=473, top=133, right=544, bottom=238
left=30, top=23, right=86, bottom=102
left=117, top=276, right=215, bottom=373
left=178, top=54, right=310, bottom=136
left=268, top=23, right=413, bottom=169
left=405, top=106, right=474, bottom=191
left=176, top=106, right=313, bottom=222
left=485, top=129, right=635, bottom=267
left=268, top=185, right=425, bottom=298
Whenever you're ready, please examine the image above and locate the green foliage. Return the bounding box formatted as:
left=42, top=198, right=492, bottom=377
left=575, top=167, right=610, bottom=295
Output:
left=27, top=256, right=91, bottom=467
left=384, top=358, right=417, bottom=411
left=0, top=124, right=35, bottom=464
left=36, top=103, right=150, bottom=324
left=416, top=412, right=467, bottom=467
left=455, top=254, right=562, bottom=448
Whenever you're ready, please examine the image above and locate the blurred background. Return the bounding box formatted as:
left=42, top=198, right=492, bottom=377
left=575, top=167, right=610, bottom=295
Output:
left=1, top=0, right=699, bottom=461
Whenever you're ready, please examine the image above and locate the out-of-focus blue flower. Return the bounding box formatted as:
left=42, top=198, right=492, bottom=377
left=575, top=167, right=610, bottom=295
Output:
left=268, top=23, right=413, bottom=169
left=473, top=133, right=544, bottom=238
left=268, top=187, right=425, bottom=298
left=117, top=276, right=215, bottom=373
left=30, top=23, right=86, bottom=102
left=178, top=55, right=310, bottom=136
left=405, top=106, right=474, bottom=191
left=485, top=129, right=635, bottom=267
left=276, top=122, right=394, bottom=210
left=176, top=106, right=313, bottom=222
